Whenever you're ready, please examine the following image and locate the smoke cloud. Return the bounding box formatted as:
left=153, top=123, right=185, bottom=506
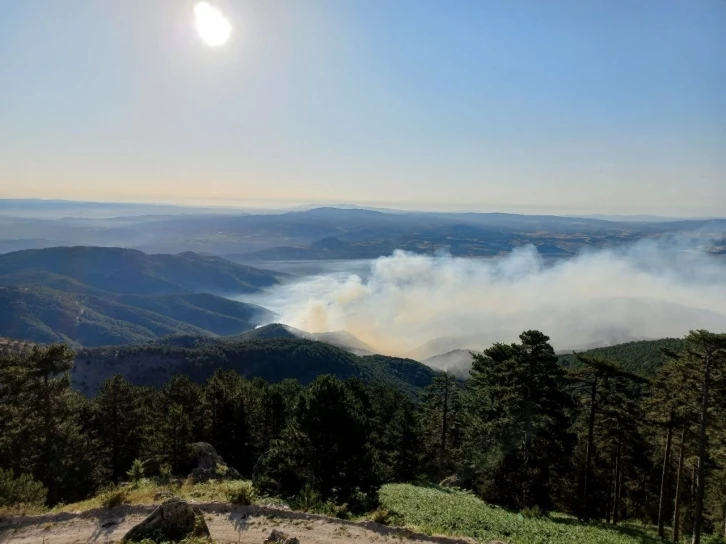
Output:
left=241, top=237, right=726, bottom=363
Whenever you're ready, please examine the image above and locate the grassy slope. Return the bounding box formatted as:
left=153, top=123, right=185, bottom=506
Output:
left=379, top=484, right=668, bottom=544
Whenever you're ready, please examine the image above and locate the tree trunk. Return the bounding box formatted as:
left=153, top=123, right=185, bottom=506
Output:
left=673, top=427, right=686, bottom=544
left=612, top=439, right=621, bottom=525
left=659, top=422, right=674, bottom=537
left=582, top=376, right=598, bottom=521
left=439, top=375, right=450, bottom=473
left=692, top=354, right=711, bottom=544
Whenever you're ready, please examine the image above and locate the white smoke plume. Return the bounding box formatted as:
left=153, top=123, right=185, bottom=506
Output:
left=241, top=237, right=726, bottom=362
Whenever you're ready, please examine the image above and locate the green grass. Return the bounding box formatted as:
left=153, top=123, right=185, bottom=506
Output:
left=378, top=484, right=673, bottom=544
left=53, top=479, right=266, bottom=513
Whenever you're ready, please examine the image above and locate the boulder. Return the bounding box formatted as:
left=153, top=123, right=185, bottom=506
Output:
left=189, top=442, right=241, bottom=482
left=122, top=497, right=210, bottom=542
left=263, top=529, right=300, bottom=544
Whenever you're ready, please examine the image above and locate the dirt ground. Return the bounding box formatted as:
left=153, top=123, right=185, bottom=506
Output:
left=0, top=503, right=474, bottom=544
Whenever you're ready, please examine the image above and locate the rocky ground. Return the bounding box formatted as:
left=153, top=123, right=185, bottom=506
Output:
left=0, top=503, right=473, bottom=544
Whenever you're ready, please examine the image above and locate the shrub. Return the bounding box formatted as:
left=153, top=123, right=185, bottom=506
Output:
left=319, top=500, right=350, bottom=519
left=0, top=468, right=47, bottom=507
left=293, top=483, right=322, bottom=512
left=99, top=485, right=129, bottom=509
left=158, top=463, right=173, bottom=484
left=223, top=481, right=256, bottom=505
left=520, top=504, right=543, bottom=518
left=127, top=459, right=146, bottom=487
left=370, top=507, right=396, bottom=525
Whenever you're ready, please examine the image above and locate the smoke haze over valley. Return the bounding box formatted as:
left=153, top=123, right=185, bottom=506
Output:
left=242, top=236, right=726, bottom=363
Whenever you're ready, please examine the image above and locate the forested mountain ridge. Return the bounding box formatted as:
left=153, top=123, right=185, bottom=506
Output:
left=557, top=337, right=686, bottom=375
left=72, top=336, right=438, bottom=397
left=0, top=246, right=283, bottom=294
left=0, top=286, right=274, bottom=346
left=0, top=246, right=283, bottom=346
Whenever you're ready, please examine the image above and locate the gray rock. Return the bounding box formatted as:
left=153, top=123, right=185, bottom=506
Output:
left=263, top=529, right=300, bottom=544
left=122, top=497, right=210, bottom=542
left=189, top=442, right=241, bottom=482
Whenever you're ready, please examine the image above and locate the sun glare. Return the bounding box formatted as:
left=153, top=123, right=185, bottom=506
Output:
left=194, top=2, right=231, bottom=47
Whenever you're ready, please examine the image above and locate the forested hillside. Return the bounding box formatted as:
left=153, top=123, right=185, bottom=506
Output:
left=0, top=246, right=282, bottom=346
left=3, top=329, right=726, bottom=544
left=72, top=336, right=438, bottom=397
left=0, top=246, right=282, bottom=294
left=0, top=286, right=273, bottom=346
left=558, top=337, right=686, bottom=375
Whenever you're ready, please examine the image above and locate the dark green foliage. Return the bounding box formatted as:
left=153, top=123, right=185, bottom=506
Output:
left=73, top=337, right=438, bottom=398
left=559, top=338, right=686, bottom=376
left=420, top=373, right=464, bottom=477
left=5, top=328, right=726, bottom=544
left=256, top=375, right=381, bottom=511
left=0, top=468, right=47, bottom=506
left=366, top=382, right=423, bottom=483
left=467, top=331, right=575, bottom=511
left=90, top=375, right=146, bottom=484
left=0, top=345, right=95, bottom=504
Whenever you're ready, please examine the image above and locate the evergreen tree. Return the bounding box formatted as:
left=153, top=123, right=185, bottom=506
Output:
left=467, top=331, right=574, bottom=510
left=662, top=331, right=726, bottom=544
left=0, top=345, right=94, bottom=504
left=570, top=354, right=647, bottom=521
left=420, top=373, right=463, bottom=477
left=257, top=375, right=380, bottom=510
left=90, top=375, right=146, bottom=484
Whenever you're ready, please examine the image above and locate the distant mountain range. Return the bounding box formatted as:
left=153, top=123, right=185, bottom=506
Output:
left=0, top=247, right=284, bottom=346
left=2, top=205, right=724, bottom=258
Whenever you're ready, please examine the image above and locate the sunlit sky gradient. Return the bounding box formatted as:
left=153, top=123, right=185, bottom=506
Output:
left=1, top=0, right=724, bottom=215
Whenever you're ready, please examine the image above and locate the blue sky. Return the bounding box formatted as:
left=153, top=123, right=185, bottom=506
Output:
left=1, top=0, right=724, bottom=215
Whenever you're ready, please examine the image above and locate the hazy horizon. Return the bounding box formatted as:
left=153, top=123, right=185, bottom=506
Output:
left=2, top=0, right=725, bottom=216
left=1, top=196, right=725, bottom=220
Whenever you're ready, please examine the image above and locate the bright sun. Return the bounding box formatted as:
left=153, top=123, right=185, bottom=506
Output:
left=194, top=2, right=231, bottom=47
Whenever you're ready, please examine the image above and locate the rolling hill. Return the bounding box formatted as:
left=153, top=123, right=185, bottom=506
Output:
left=2, top=203, right=724, bottom=258
left=0, top=247, right=284, bottom=346
left=0, top=286, right=274, bottom=346
left=557, top=337, right=687, bottom=376
left=72, top=335, right=439, bottom=397
left=231, top=323, right=376, bottom=354
left=0, top=246, right=282, bottom=295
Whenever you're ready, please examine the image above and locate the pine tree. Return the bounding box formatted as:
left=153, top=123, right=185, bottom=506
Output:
left=467, top=331, right=574, bottom=510
left=0, top=345, right=94, bottom=504
left=420, top=373, right=463, bottom=477
left=661, top=331, right=726, bottom=544
left=91, top=375, right=146, bottom=484
left=571, top=354, right=647, bottom=521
